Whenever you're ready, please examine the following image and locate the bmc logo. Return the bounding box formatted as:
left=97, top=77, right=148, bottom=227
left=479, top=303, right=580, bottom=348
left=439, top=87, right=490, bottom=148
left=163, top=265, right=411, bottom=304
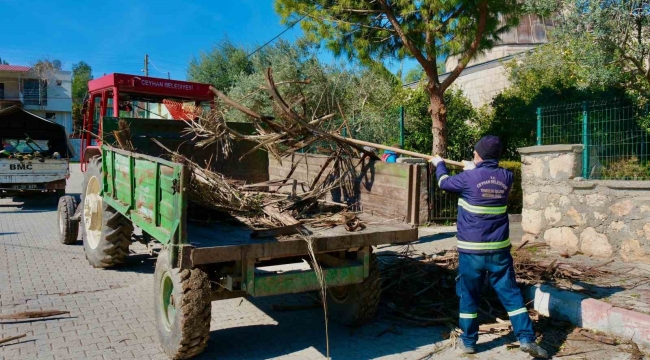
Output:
left=9, top=164, right=33, bottom=170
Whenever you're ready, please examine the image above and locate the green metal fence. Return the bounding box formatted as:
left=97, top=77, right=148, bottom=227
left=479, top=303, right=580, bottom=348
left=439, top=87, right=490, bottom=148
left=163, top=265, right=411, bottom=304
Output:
left=537, top=100, right=650, bottom=180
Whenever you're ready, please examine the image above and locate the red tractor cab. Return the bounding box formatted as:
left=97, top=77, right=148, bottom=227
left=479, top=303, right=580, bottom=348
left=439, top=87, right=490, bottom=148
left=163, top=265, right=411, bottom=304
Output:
left=80, top=73, right=214, bottom=171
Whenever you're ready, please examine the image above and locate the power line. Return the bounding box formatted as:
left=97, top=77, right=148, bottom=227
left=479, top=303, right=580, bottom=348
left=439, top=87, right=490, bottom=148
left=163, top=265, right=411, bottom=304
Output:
left=245, top=11, right=313, bottom=59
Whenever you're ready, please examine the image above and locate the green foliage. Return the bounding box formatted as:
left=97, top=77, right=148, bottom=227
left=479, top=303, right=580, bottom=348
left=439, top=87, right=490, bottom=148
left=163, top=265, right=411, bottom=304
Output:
left=404, top=68, right=424, bottom=84
left=219, top=40, right=396, bottom=150
left=275, top=0, right=521, bottom=70
left=601, top=157, right=650, bottom=180
left=398, top=86, right=480, bottom=159
left=275, top=0, right=523, bottom=154
left=499, top=160, right=522, bottom=214
left=71, top=61, right=93, bottom=133
left=187, top=38, right=255, bottom=91
left=521, top=0, right=650, bottom=97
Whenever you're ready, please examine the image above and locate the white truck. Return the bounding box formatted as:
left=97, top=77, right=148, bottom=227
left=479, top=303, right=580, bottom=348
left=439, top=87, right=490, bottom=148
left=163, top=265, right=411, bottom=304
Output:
left=0, top=106, right=74, bottom=198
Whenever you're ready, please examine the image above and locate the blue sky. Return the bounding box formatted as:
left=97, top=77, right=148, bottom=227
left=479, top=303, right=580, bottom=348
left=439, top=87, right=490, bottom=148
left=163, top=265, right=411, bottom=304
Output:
left=0, top=0, right=416, bottom=81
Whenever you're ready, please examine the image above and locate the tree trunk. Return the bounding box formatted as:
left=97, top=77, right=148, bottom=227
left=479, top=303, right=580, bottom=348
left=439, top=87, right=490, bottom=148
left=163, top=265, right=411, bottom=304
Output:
left=427, top=85, right=448, bottom=156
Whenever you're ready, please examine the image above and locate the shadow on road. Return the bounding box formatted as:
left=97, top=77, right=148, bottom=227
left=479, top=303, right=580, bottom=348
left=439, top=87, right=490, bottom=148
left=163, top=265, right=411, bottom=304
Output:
left=198, top=295, right=447, bottom=360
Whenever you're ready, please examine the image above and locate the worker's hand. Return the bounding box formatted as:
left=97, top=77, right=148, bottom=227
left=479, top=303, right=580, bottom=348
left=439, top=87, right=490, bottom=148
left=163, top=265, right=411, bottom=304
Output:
left=429, top=155, right=443, bottom=166
left=462, top=160, right=476, bottom=171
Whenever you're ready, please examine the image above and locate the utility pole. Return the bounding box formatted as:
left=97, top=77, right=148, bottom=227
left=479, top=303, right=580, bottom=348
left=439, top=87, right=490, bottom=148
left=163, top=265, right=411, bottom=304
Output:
left=167, top=72, right=170, bottom=80
left=144, top=54, right=149, bottom=118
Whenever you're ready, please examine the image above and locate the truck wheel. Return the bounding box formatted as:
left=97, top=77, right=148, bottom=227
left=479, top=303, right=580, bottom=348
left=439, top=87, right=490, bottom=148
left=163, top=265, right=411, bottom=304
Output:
left=154, top=249, right=211, bottom=359
left=81, top=157, right=133, bottom=268
left=327, top=254, right=381, bottom=326
left=57, top=195, right=79, bottom=245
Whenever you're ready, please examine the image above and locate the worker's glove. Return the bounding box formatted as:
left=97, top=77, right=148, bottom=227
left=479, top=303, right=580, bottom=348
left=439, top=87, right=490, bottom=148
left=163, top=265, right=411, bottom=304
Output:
left=429, top=155, right=443, bottom=166
left=462, top=160, right=476, bottom=171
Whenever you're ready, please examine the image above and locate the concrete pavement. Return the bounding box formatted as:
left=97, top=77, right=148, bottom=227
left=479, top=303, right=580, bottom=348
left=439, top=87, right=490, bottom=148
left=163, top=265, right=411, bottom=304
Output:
left=0, top=166, right=636, bottom=360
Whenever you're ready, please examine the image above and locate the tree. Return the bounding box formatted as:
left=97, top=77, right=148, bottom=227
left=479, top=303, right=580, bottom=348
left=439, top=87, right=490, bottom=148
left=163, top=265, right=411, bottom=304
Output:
left=524, top=0, right=650, bottom=96
left=187, top=38, right=255, bottom=91
left=71, top=61, right=93, bottom=132
left=0, top=56, right=8, bottom=65
left=275, top=0, right=521, bottom=155
left=225, top=40, right=397, bottom=146
left=398, top=86, right=480, bottom=160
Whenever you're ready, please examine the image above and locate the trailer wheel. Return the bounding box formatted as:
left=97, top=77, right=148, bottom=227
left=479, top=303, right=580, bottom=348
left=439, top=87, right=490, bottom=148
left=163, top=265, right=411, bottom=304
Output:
left=154, top=249, right=211, bottom=359
left=81, top=157, right=133, bottom=268
left=327, top=254, right=381, bottom=326
left=57, top=195, right=79, bottom=245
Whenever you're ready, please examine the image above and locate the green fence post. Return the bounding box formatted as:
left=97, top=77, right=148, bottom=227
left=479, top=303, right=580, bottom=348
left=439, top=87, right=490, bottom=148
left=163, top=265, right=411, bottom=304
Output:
left=582, top=102, right=589, bottom=178
left=536, top=107, right=542, bottom=145
left=399, top=106, right=405, bottom=148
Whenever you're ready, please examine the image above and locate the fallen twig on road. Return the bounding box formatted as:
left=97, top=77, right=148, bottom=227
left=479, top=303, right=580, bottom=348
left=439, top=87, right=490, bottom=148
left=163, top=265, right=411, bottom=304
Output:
left=0, top=334, right=26, bottom=345
left=0, top=310, right=69, bottom=320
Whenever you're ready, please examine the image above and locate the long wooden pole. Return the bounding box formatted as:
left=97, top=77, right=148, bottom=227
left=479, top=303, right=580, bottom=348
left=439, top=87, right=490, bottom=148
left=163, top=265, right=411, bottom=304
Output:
left=341, top=137, right=465, bottom=167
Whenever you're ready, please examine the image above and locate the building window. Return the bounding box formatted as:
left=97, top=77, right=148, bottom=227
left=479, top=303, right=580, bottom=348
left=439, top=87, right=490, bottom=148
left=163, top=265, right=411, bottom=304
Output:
left=45, top=112, right=56, bottom=120
left=56, top=80, right=62, bottom=86
left=0, top=83, right=4, bottom=100
left=22, top=79, right=47, bottom=106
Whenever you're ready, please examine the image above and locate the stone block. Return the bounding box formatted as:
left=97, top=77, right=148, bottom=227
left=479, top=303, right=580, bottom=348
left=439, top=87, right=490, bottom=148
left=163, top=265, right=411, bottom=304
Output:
left=566, top=207, right=585, bottom=226
left=549, top=153, right=578, bottom=179
left=521, top=156, right=544, bottom=179
left=522, top=209, right=544, bottom=235
left=544, top=227, right=579, bottom=253
left=609, top=221, right=625, bottom=232
left=645, top=223, right=650, bottom=240
left=559, top=196, right=571, bottom=206
left=524, top=192, right=540, bottom=207
left=620, top=239, right=650, bottom=262
left=610, top=200, right=633, bottom=217
left=580, top=227, right=613, bottom=257
left=586, top=194, right=608, bottom=207
left=522, top=233, right=538, bottom=244
left=544, top=205, right=562, bottom=225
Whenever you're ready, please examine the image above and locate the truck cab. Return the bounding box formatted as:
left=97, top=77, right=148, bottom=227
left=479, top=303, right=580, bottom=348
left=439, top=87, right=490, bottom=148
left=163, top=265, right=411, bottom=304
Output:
left=0, top=106, right=73, bottom=198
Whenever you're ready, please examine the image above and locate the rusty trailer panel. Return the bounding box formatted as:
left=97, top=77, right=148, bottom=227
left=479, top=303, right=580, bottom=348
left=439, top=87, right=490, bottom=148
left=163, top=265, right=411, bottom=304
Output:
left=102, top=145, right=187, bottom=245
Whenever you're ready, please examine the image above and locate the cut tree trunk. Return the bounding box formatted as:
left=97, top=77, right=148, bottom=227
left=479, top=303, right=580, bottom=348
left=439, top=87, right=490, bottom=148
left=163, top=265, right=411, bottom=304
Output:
left=427, top=86, right=448, bottom=156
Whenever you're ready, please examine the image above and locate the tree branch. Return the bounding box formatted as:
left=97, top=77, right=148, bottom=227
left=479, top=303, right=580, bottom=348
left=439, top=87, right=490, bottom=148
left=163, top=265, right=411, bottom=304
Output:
left=376, top=0, right=435, bottom=80
left=441, top=1, right=488, bottom=91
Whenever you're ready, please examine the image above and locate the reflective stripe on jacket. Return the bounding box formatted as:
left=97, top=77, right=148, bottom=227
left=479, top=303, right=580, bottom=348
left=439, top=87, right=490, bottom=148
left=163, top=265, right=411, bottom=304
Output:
left=436, top=159, right=512, bottom=254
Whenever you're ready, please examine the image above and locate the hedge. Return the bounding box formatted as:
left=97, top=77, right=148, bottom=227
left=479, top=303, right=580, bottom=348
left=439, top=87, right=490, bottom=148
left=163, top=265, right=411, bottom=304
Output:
left=500, top=161, right=522, bottom=214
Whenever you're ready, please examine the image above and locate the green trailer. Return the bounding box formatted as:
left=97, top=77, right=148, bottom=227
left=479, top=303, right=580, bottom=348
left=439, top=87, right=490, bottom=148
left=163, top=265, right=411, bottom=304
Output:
left=58, top=116, right=417, bottom=359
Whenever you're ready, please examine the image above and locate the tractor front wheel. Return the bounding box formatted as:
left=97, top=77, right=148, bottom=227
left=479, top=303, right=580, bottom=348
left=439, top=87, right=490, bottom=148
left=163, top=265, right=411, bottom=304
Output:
left=57, top=195, right=79, bottom=245
left=154, top=249, right=211, bottom=359
left=81, top=157, right=133, bottom=268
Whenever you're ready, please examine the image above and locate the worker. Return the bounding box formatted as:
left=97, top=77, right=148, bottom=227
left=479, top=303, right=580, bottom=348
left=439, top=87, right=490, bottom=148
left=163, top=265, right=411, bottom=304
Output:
left=430, top=136, right=548, bottom=359
left=380, top=144, right=400, bottom=163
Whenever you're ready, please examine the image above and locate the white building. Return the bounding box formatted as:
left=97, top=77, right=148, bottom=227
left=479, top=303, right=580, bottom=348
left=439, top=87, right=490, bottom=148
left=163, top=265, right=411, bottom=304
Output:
left=0, top=64, right=73, bottom=135
left=405, top=14, right=554, bottom=109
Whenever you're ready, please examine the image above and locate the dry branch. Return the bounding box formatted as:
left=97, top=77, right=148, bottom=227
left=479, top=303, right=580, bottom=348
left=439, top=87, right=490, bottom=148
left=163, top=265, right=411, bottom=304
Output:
left=0, top=310, right=69, bottom=320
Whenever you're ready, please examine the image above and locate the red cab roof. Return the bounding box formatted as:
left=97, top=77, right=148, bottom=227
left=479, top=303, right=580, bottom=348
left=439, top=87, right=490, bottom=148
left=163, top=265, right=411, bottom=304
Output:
left=88, top=73, right=214, bottom=101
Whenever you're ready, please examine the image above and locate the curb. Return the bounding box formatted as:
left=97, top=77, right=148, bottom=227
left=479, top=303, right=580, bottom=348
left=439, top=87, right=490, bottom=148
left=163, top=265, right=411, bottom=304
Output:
left=524, top=284, right=650, bottom=348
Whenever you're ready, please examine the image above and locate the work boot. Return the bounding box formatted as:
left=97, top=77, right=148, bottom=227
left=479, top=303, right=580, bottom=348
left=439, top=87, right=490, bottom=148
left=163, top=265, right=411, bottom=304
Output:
left=520, top=342, right=549, bottom=358
left=457, top=341, right=476, bottom=354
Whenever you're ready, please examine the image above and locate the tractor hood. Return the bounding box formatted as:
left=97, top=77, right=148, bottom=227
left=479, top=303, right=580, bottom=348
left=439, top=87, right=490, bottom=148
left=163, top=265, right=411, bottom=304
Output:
left=0, top=105, right=75, bottom=158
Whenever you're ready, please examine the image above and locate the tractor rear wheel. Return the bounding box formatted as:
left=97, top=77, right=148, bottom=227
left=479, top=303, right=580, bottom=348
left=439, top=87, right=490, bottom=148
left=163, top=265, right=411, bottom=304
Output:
left=154, top=249, right=211, bottom=359
left=81, top=157, right=133, bottom=268
left=57, top=195, right=79, bottom=245
left=326, top=254, right=381, bottom=326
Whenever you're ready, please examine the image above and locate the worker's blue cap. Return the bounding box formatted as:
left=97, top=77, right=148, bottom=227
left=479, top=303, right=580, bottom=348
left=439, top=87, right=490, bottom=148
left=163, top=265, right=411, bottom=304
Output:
left=474, top=135, right=503, bottom=160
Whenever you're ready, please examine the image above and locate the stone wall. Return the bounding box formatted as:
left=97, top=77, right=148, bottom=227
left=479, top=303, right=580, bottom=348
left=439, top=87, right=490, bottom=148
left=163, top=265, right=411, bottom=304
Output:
left=519, top=145, right=650, bottom=261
